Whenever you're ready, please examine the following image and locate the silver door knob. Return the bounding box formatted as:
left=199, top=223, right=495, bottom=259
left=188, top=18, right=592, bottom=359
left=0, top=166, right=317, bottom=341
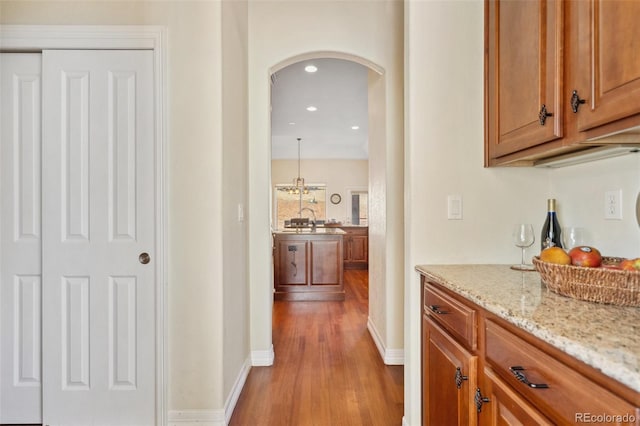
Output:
left=139, top=252, right=151, bottom=264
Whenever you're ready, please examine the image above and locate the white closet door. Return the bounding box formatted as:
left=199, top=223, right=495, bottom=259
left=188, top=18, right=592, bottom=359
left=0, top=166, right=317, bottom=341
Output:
left=0, top=53, right=43, bottom=424
left=41, top=50, right=156, bottom=425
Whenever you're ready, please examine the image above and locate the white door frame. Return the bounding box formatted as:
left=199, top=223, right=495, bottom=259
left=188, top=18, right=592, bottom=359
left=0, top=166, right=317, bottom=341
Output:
left=0, top=25, right=168, bottom=425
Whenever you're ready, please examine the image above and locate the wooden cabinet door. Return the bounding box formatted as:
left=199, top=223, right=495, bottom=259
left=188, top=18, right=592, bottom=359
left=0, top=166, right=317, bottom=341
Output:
left=423, top=316, right=478, bottom=426
left=486, top=0, right=563, bottom=162
left=310, top=239, right=342, bottom=286
left=482, top=368, right=552, bottom=426
left=350, top=235, right=368, bottom=263
left=274, top=240, right=308, bottom=286
left=574, top=0, right=640, bottom=132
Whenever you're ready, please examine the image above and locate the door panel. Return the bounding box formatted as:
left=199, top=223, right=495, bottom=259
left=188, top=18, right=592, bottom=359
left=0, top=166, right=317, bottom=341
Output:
left=41, top=49, right=156, bottom=425
left=576, top=0, right=640, bottom=131
left=486, top=0, right=563, bottom=160
left=0, top=53, right=43, bottom=424
left=423, top=316, right=478, bottom=426
left=310, top=239, right=341, bottom=285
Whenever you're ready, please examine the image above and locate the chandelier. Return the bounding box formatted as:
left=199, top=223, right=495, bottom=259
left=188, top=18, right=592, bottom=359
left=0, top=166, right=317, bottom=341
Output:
left=281, top=137, right=309, bottom=194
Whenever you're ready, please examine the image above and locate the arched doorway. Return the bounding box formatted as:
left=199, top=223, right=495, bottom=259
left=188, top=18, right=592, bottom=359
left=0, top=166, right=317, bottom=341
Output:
left=252, top=51, right=400, bottom=365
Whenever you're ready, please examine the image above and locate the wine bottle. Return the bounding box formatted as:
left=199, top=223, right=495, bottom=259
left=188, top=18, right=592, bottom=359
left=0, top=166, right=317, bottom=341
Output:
left=541, top=198, right=563, bottom=250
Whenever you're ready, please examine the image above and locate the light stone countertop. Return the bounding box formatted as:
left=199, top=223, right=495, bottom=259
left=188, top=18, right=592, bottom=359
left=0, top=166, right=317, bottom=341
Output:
left=415, top=264, right=640, bottom=393
left=272, top=227, right=346, bottom=235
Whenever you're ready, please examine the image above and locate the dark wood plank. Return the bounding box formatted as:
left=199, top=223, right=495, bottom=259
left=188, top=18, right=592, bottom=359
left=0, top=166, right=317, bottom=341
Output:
left=229, top=269, right=404, bottom=425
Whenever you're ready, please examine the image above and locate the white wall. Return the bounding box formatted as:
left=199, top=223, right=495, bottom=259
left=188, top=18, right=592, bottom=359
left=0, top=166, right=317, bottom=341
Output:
left=221, top=0, right=250, bottom=417
left=551, top=155, right=640, bottom=258
left=405, top=1, right=640, bottom=424
left=271, top=159, right=368, bottom=224
left=0, top=1, right=249, bottom=420
left=247, top=0, right=405, bottom=367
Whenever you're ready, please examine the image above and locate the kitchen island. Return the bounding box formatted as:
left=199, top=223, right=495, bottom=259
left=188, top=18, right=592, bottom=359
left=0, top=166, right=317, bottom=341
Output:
left=273, top=228, right=345, bottom=301
left=416, top=264, right=640, bottom=425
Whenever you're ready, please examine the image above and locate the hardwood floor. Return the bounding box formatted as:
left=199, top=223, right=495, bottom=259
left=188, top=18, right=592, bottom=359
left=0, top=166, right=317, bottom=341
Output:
left=229, top=269, right=404, bottom=425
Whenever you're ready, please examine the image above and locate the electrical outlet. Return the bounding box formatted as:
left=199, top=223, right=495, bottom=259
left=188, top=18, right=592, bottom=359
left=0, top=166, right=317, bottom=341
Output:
left=604, top=190, right=622, bottom=220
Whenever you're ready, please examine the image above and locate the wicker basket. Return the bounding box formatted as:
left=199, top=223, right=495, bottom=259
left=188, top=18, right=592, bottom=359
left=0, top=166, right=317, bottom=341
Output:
left=532, top=256, right=640, bottom=307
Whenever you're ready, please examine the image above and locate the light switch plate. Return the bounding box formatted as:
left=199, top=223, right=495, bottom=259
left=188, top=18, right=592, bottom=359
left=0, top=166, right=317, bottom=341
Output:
left=447, top=195, right=463, bottom=220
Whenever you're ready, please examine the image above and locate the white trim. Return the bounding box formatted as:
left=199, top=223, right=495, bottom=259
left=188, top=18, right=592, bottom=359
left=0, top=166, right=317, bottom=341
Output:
left=367, top=318, right=405, bottom=365
left=224, top=357, right=251, bottom=425
left=1, top=25, right=168, bottom=425
left=167, top=357, right=250, bottom=426
left=167, top=410, right=224, bottom=426
left=270, top=50, right=384, bottom=76
left=251, top=344, right=275, bottom=366
left=0, top=25, right=163, bottom=50
left=384, top=348, right=406, bottom=365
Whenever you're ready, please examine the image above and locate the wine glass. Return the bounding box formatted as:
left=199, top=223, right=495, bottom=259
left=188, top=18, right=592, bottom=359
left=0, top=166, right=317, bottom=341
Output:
left=511, top=224, right=536, bottom=271
left=563, top=226, right=586, bottom=250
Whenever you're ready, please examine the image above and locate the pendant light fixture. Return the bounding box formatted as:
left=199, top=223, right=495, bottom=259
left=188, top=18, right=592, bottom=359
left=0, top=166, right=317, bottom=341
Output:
left=293, top=137, right=305, bottom=190
left=279, top=137, right=310, bottom=194
left=283, top=137, right=308, bottom=194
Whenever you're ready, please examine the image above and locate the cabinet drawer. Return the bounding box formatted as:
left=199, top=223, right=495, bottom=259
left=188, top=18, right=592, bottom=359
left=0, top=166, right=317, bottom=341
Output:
left=485, top=319, right=640, bottom=425
left=484, top=367, right=553, bottom=425
left=424, top=283, right=477, bottom=350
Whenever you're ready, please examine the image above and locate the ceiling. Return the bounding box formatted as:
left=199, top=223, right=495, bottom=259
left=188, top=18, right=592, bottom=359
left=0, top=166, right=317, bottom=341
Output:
left=270, top=58, right=369, bottom=160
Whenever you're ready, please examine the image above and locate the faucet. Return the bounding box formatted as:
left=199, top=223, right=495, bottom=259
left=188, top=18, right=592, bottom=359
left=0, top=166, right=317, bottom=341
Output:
left=299, top=207, right=317, bottom=231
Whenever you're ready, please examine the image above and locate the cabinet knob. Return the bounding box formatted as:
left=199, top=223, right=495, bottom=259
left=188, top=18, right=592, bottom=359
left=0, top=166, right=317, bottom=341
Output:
left=474, top=388, right=490, bottom=413
left=509, top=366, right=549, bottom=389
left=570, top=90, right=586, bottom=113
left=538, top=104, right=553, bottom=125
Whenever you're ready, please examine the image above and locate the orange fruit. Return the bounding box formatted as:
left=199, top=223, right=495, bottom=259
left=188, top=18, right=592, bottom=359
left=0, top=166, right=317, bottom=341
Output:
left=540, top=247, right=571, bottom=265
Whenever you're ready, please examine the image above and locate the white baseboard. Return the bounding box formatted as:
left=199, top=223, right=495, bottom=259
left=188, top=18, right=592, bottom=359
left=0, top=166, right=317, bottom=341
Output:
left=168, top=356, right=252, bottom=426
left=251, top=344, right=274, bottom=366
left=367, top=317, right=405, bottom=365
left=167, top=409, right=224, bottom=426
left=224, top=356, right=251, bottom=424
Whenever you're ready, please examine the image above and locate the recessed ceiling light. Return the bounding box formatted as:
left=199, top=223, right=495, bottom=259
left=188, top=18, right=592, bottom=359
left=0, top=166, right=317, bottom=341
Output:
left=304, top=65, right=318, bottom=73
left=351, top=125, right=360, bottom=130
left=289, top=122, right=296, bottom=125
left=306, top=106, right=317, bottom=112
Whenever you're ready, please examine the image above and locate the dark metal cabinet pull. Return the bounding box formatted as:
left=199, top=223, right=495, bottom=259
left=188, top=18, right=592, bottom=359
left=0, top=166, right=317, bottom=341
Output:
left=474, top=388, right=490, bottom=413
left=509, top=366, right=549, bottom=388
left=429, top=305, right=448, bottom=314
left=570, top=90, right=586, bottom=113
left=539, top=104, right=553, bottom=125
left=455, top=367, right=468, bottom=389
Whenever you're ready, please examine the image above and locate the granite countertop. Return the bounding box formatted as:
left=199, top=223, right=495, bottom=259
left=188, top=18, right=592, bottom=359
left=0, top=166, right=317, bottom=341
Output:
left=272, top=227, right=346, bottom=235
left=415, top=264, right=640, bottom=393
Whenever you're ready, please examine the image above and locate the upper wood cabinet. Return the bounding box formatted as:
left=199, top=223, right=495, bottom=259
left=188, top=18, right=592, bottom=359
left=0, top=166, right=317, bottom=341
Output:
left=485, top=0, right=563, bottom=162
left=574, top=0, right=640, bottom=133
left=485, top=0, right=640, bottom=166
